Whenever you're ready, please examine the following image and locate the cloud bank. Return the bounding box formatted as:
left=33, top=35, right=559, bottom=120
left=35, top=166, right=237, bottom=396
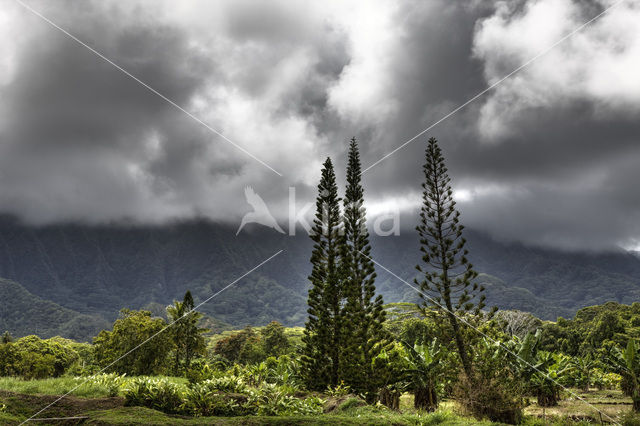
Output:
left=1, top=0, right=639, bottom=250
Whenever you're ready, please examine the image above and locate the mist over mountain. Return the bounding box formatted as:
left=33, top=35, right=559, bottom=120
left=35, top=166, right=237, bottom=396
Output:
left=1, top=215, right=640, bottom=340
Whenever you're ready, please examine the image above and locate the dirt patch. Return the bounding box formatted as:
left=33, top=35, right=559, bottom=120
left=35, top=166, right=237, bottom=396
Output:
left=0, top=390, right=124, bottom=424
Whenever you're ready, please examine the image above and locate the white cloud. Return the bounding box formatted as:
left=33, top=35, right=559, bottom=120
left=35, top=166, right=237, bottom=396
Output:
left=473, top=0, right=640, bottom=140
left=326, top=0, right=402, bottom=126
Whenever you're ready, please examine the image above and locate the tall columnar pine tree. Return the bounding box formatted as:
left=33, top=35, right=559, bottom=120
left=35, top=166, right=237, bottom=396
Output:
left=302, top=157, right=344, bottom=390
left=340, top=137, right=387, bottom=399
left=415, top=137, right=493, bottom=380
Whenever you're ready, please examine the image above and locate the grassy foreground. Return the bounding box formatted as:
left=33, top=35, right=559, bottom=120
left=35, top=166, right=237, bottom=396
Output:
left=86, top=406, right=493, bottom=425
left=0, top=377, right=637, bottom=425
left=0, top=391, right=491, bottom=426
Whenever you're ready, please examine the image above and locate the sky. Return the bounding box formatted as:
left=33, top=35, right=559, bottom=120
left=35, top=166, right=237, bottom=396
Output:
left=0, top=0, right=639, bottom=250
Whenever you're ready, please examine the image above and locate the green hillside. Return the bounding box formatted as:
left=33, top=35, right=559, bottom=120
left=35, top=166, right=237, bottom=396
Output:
left=2, top=217, right=640, bottom=337
left=0, top=278, right=109, bottom=341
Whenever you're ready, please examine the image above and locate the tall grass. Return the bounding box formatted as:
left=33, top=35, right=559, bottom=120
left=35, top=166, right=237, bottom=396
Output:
left=0, top=376, right=110, bottom=398
left=0, top=375, right=187, bottom=398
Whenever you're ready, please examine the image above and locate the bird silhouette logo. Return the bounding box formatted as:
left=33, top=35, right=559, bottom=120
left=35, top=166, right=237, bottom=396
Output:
left=236, top=186, right=285, bottom=235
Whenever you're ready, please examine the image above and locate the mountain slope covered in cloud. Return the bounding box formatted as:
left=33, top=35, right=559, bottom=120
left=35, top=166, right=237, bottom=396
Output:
left=1, top=217, right=640, bottom=340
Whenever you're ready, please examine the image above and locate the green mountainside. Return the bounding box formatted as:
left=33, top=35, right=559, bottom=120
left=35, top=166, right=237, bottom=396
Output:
left=1, top=216, right=640, bottom=339
left=0, top=278, right=109, bottom=341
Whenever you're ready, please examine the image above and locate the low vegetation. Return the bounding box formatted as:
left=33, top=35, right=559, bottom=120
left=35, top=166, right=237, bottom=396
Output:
left=2, top=302, right=640, bottom=424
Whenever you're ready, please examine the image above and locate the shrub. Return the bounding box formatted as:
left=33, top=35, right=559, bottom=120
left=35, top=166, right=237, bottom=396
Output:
left=594, top=370, right=621, bottom=390
left=213, top=327, right=266, bottom=364
left=400, top=340, right=449, bottom=412
left=122, top=373, right=322, bottom=417
left=326, top=382, right=351, bottom=397
left=76, top=373, right=126, bottom=397
left=184, top=384, right=248, bottom=416
left=123, top=378, right=185, bottom=414
left=457, top=340, right=525, bottom=424
left=263, top=355, right=304, bottom=389
left=246, top=383, right=323, bottom=416
left=622, top=411, right=640, bottom=426
left=185, top=359, right=215, bottom=384
left=0, top=336, right=79, bottom=379
left=456, top=372, right=524, bottom=425
left=65, top=342, right=99, bottom=376
left=93, top=309, right=172, bottom=376
left=261, top=322, right=291, bottom=357
left=201, top=376, right=247, bottom=394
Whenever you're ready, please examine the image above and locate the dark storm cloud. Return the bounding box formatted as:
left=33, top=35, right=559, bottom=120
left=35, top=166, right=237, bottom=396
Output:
left=0, top=0, right=347, bottom=223
left=0, top=0, right=224, bottom=223
left=1, top=0, right=639, bottom=249
left=350, top=0, right=640, bottom=250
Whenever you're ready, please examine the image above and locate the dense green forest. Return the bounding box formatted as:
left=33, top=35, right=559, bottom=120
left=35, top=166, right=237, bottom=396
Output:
left=2, top=301, right=640, bottom=424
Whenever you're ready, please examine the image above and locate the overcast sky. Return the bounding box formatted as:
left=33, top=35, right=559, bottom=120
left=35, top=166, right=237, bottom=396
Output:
left=1, top=0, right=639, bottom=250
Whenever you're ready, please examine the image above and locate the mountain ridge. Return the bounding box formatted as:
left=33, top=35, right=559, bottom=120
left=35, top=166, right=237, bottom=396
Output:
left=1, top=216, right=639, bottom=339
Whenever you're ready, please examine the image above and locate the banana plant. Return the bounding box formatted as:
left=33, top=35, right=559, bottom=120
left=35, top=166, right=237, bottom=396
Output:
left=401, top=339, right=448, bottom=412
left=607, top=340, right=640, bottom=412
left=509, top=331, right=570, bottom=406
left=529, top=352, right=571, bottom=407
left=512, top=330, right=544, bottom=381
left=569, top=355, right=596, bottom=391
left=372, top=344, right=406, bottom=410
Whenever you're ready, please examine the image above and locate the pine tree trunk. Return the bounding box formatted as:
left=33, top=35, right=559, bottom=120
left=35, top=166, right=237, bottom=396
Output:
left=331, top=302, right=340, bottom=386
left=438, top=192, right=472, bottom=382
left=446, top=304, right=472, bottom=380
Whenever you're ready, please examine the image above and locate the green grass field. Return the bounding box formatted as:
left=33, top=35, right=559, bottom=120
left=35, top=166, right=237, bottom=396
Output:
left=0, top=377, right=636, bottom=425
left=1, top=401, right=493, bottom=425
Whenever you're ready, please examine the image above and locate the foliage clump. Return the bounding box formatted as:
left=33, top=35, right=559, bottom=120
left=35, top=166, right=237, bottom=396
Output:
left=0, top=335, right=78, bottom=379
left=93, top=309, right=172, bottom=376
left=456, top=340, right=524, bottom=424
